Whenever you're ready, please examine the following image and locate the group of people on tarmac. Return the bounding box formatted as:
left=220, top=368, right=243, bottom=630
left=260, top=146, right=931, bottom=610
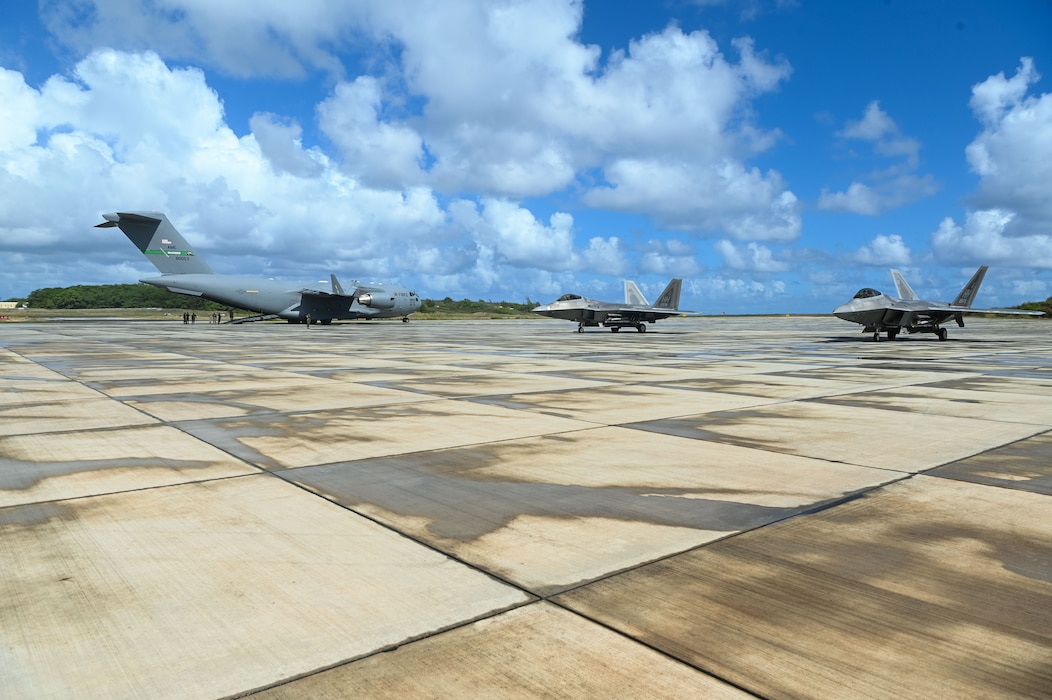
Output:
left=181, top=311, right=228, bottom=324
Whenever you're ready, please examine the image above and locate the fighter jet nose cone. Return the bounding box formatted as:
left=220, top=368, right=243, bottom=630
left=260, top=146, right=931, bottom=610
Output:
left=832, top=303, right=851, bottom=318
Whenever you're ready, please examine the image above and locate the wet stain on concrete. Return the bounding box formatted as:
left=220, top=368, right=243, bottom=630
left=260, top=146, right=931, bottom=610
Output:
left=930, top=430, right=1052, bottom=495
left=555, top=477, right=1052, bottom=698
left=0, top=501, right=72, bottom=528
left=280, top=441, right=803, bottom=545
left=622, top=410, right=788, bottom=454
left=0, top=455, right=229, bottom=492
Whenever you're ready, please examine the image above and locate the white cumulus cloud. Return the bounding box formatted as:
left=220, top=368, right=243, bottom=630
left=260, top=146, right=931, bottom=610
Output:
left=819, top=101, right=936, bottom=215
left=715, top=240, right=789, bottom=271
left=853, top=234, right=911, bottom=266
left=934, top=58, right=1052, bottom=268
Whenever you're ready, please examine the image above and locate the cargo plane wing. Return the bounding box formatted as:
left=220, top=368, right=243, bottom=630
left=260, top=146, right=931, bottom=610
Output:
left=833, top=266, right=1043, bottom=341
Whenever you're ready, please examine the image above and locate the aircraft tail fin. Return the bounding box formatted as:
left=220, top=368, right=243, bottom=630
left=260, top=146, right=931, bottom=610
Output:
left=952, top=266, right=988, bottom=307
left=330, top=274, right=346, bottom=296
left=624, top=280, right=649, bottom=306
left=652, top=278, right=683, bottom=310
left=890, top=269, right=918, bottom=301
left=97, top=211, right=213, bottom=275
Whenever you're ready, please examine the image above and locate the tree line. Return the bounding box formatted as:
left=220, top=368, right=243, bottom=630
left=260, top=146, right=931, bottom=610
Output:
left=7, top=284, right=537, bottom=314
left=21, top=284, right=225, bottom=310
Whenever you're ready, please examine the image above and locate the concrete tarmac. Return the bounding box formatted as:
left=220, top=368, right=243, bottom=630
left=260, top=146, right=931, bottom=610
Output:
left=2, top=316, right=1050, bottom=698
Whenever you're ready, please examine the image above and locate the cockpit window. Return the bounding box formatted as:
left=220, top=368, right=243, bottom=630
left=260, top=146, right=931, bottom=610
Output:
left=853, top=288, right=882, bottom=299
left=556, top=294, right=582, bottom=301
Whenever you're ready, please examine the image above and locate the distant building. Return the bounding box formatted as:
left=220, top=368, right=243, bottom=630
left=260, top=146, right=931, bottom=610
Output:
left=0, top=301, right=18, bottom=309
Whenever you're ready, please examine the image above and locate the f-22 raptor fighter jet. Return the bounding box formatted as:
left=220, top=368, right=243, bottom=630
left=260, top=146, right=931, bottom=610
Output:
left=533, top=278, right=691, bottom=332
left=833, top=266, right=1042, bottom=341
left=100, top=211, right=420, bottom=324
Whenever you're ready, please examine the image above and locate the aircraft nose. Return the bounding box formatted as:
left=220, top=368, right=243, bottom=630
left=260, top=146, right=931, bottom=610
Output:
left=832, top=302, right=852, bottom=319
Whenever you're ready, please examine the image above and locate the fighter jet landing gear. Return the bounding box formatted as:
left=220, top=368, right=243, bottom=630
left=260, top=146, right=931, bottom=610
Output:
left=636, top=323, right=647, bottom=333
left=936, top=327, right=947, bottom=341
left=577, top=324, right=585, bottom=333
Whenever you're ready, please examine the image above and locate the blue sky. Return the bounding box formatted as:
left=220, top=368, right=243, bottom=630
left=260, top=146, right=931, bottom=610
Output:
left=2, top=0, right=1051, bottom=313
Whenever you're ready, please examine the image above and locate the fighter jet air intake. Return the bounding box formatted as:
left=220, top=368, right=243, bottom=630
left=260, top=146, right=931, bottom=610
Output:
left=533, top=279, right=692, bottom=332
left=833, top=266, right=1043, bottom=341
left=100, top=211, right=420, bottom=324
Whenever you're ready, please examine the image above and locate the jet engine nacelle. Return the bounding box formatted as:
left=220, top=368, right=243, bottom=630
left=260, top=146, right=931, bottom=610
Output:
left=357, top=293, right=395, bottom=309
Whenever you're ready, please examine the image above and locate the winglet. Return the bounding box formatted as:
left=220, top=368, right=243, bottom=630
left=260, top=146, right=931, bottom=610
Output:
left=952, top=266, right=988, bottom=308
left=890, top=269, right=918, bottom=301
left=624, top=280, right=649, bottom=306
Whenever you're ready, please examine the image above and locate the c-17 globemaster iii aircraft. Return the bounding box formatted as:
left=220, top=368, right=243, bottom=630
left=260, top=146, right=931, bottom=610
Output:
left=833, top=266, right=1043, bottom=341
left=100, top=211, right=421, bottom=324
left=533, top=278, right=692, bottom=332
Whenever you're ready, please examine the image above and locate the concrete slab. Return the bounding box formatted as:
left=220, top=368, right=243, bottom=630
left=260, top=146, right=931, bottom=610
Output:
left=555, top=476, right=1052, bottom=699
left=0, top=396, right=158, bottom=437
left=0, top=424, right=263, bottom=507
left=627, top=399, right=1049, bottom=471
left=122, top=380, right=435, bottom=421
left=652, top=373, right=868, bottom=401
left=0, top=475, right=529, bottom=699
left=251, top=603, right=750, bottom=698
left=812, top=384, right=1052, bottom=425
left=0, top=375, right=105, bottom=405
left=471, top=383, right=781, bottom=425
left=921, top=374, right=1052, bottom=397
left=1, top=316, right=1050, bottom=698
left=177, top=400, right=596, bottom=470
left=357, top=368, right=614, bottom=399
left=929, top=429, right=1052, bottom=495
left=283, top=426, right=895, bottom=594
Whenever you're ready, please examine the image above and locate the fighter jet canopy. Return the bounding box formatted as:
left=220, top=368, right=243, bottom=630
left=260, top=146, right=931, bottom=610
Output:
left=853, top=288, right=882, bottom=299
left=557, top=294, right=583, bottom=301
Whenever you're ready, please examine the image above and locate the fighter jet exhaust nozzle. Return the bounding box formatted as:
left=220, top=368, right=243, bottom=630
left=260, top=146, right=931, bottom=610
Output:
left=357, top=293, right=395, bottom=309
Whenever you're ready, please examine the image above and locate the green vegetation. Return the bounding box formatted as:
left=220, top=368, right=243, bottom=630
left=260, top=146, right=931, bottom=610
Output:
left=418, top=297, right=536, bottom=317
left=14, top=284, right=538, bottom=319
left=27, top=284, right=227, bottom=311
left=1016, top=297, right=1052, bottom=316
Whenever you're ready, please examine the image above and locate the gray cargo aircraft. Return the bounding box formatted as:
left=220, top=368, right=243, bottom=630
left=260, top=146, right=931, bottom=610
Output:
left=833, top=266, right=1042, bottom=341
left=533, top=278, right=691, bottom=332
left=100, top=211, right=421, bottom=324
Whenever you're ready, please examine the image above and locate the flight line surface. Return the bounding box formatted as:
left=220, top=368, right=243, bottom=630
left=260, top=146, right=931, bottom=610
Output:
left=1, top=316, right=1050, bottom=698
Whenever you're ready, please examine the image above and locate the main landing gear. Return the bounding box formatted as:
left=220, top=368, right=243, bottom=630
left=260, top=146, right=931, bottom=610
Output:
left=577, top=322, right=648, bottom=333
left=871, top=326, right=947, bottom=341
left=873, top=328, right=899, bottom=341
